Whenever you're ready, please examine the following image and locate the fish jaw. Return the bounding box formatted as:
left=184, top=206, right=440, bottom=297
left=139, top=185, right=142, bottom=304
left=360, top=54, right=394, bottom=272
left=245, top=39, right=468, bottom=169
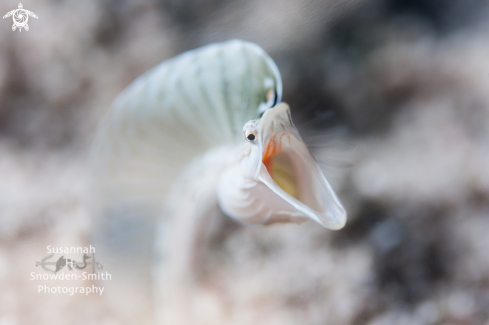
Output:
left=217, top=103, right=347, bottom=230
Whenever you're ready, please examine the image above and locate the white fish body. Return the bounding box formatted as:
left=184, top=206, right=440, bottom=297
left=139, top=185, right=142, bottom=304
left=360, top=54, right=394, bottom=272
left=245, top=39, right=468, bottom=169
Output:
left=90, top=40, right=346, bottom=324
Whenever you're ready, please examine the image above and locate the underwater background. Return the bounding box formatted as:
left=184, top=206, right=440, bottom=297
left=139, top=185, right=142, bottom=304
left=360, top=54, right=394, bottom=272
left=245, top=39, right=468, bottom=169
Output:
left=0, top=0, right=489, bottom=324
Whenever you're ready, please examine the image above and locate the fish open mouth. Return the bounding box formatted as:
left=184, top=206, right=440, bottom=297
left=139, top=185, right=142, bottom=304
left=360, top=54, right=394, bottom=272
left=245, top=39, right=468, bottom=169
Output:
left=263, top=150, right=300, bottom=200
left=257, top=104, right=347, bottom=230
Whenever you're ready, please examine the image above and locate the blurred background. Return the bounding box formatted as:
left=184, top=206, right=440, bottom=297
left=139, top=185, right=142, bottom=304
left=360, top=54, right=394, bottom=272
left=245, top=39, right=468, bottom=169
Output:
left=1, top=0, right=489, bottom=324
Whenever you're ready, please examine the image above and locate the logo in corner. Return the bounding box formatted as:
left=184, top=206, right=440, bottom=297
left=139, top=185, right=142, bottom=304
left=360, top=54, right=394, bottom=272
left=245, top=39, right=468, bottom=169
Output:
left=3, top=3, right=37, bottom=32
left=36, top=253, right=104, bottom=274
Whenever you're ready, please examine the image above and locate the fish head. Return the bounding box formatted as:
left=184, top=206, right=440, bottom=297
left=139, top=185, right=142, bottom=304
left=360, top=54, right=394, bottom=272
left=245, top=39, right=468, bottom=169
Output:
left=238, top=103, right=347, bottom=230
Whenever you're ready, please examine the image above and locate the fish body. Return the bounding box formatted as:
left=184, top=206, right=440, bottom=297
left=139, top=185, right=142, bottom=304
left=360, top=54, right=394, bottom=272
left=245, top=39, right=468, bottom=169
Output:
left=90, top=40, right=345, bottom=324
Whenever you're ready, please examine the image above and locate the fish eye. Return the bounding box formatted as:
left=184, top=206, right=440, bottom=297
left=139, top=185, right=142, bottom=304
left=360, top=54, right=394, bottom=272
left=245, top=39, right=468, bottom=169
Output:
left=243, top=121, right=258, bottom=143
left=245, top=130, right=257, bottom=142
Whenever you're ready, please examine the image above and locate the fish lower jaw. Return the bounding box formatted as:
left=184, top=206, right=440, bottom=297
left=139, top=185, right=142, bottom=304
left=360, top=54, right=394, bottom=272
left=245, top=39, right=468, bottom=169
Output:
left=217, top=166, right=309, bottom=225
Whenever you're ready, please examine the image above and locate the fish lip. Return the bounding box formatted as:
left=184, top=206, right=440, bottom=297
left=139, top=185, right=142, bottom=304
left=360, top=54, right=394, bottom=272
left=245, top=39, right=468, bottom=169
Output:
left=255, top=103, right=347, bottom=230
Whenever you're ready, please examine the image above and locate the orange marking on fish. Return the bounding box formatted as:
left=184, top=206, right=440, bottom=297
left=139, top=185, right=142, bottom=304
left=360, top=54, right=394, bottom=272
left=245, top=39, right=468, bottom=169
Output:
left=263, top=155, right=274, bottom=176
left=262, top=137, right=281, bottom=177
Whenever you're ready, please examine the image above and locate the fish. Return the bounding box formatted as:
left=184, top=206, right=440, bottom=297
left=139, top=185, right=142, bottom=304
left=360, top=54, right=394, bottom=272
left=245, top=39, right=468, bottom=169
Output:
left=90, top=39, right=346, bottom=324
